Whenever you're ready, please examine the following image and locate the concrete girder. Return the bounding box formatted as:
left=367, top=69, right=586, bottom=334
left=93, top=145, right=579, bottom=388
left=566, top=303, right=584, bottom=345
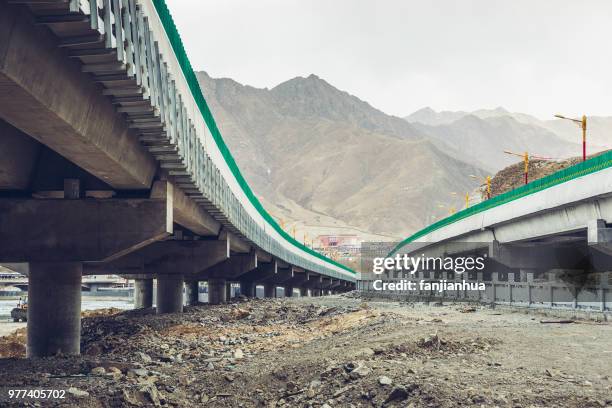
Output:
left=0, top=263, right=29, bottom=275
left=219, top=229, right=251, bottom=254
left=0, top=197, right=172, bottom=263
left=284, top=270, right=313, bottom=289
left=95, top=239, right=230, bottom=278
left=199, top=252, right=258, bottom=280
left=319, top=277, right=333, bottom=289
left=0, top=4, right=219, bottom=242
left=588, top=219, right=612, bottom=257
left=260, top=266, right=296, bottom=285
left=172, top=184, right=220, bottom=237
left=239, top=259, right=278, bottom=283
left=255, top=250, right=273, bottom=263
left=302, top=273, right=323, bottom=289
left=331, top=279, right=344, bottom=289
left=488, top=242, right=592, bottom=271
left=0, top=2, right=156, bottom=189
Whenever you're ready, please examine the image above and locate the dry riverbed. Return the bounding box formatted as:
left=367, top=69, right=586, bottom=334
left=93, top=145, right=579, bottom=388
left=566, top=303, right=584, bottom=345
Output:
left=0, top=295, right=611, bottom=407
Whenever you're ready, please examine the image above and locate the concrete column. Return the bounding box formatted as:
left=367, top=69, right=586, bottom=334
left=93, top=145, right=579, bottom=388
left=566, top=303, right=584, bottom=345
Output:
left=599, top=272, right=608, bottom=311
left=240, top=281, right=255, bottom=298
left=491, top=272, right=499, bottom=303
left=185, top=280, right=199, bottom=306
left=208, top=278, right=227, bottom=305
left=156, top=275, right=184, bottom=314
left=27, top=262, right=82, bottom=358
left=134, top=278, right=153, bottom=309
left=285, top=286, right=294, bottom=297
left=264, top=284, right=276, bottom=298
left=299, top=287, right=308, bottom=297
left=226, top=282, right=232, bottom=301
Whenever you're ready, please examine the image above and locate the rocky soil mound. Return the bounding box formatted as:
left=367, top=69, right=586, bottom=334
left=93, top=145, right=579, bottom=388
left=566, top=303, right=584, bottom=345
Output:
left=0, top=297, right=610, bottom=407
left=483, top=150, right=610, bottom=199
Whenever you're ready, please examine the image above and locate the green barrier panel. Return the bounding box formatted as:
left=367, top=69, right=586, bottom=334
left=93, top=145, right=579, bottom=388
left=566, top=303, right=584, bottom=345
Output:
left=150, top=1, right=354, bottom=275
left=390, top=151, right=612, bottom=256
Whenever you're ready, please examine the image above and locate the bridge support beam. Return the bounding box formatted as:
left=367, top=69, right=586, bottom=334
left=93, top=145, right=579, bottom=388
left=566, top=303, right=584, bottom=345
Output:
left=199, top=252, right=258, bottom=281
left=208, top=278, right=227, bottom=305
left=185, top=280, right=199, bottom=306
left=134, top=278, right=153, bottom=309
left=240, top=281, right=256, bottom=298
left=0, top=198, right=172, bottom=263
left=27, top=262, right=82, bottom=357
left=0, top=0, right=157, bottom=189
left=156, top=275, right=184, bottom=314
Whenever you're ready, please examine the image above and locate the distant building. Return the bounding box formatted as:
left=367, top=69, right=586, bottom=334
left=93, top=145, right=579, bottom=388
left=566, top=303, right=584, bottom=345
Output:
left=315, top=234, right=361, bottom=260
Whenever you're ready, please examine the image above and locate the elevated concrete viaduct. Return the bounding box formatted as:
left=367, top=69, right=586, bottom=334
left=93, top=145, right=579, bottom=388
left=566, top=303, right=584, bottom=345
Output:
left=0, top=0, right=355, bottom=357
left=362, top=163, right=612, bottom=314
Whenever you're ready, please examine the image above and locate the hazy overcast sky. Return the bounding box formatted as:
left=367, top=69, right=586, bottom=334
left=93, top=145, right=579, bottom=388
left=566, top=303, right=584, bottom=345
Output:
left=165, top=0, right=612, bottom=119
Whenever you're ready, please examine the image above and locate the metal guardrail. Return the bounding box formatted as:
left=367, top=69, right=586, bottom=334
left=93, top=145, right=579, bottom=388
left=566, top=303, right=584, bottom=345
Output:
left=359, top=275, right=612, bottom=313
left=44, top=0, right=354, bottom=280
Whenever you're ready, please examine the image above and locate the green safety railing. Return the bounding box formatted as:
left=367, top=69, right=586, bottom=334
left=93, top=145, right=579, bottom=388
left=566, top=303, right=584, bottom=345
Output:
left=150, top=1, right=355, bottom=275
left=389, top=150, right=612, bottom=256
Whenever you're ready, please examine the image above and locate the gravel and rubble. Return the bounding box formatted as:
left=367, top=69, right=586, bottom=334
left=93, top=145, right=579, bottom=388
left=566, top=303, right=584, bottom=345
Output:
left=0, top=295, right=611, bottom=407
left=484, top=150, right=610, bottom=199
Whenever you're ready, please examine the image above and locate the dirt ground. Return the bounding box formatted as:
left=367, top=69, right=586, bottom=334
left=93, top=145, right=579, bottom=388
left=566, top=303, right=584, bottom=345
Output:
left=0, top=294, right=610, bottom=407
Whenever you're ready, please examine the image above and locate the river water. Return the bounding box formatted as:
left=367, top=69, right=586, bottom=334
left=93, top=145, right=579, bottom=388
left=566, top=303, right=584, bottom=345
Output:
left=0, top=297, right=133, bottom=321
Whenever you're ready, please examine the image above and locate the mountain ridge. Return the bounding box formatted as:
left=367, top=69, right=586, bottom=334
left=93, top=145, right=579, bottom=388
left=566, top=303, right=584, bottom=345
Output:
left=197, top=72, right=485, bottom=238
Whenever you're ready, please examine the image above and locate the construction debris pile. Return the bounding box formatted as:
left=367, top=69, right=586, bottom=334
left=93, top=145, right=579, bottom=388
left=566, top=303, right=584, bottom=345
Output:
left=484, top=151, right=609, bottom=199
left=0, top=326, right=26, bottom=358
left=0, top=297, right=611, bottom=407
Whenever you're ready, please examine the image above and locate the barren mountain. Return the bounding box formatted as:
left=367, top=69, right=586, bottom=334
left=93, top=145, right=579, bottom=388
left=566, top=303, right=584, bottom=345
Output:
left=409, top=114, right=580, bottom=172
left=197, top=73, right=484, bottom=239
left=405, top=107, right=610, bottom=171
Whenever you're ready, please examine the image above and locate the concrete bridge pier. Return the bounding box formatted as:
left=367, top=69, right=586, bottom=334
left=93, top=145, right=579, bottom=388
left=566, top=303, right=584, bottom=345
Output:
left=156, top=275, right=184, bottom=314
left=185, top=280, right=199, bottom=306
left=264, top=284, right=276, bottom=298
left=240, top=281, right=256, bottom=297
left=134, top=278, right=154, bottom=309
left=300, top=287, right=309, bottom=297
left=27, top=262, right=82, bottom=358
left=285, top=285, right=294, bottom=297
left=208, top=278, right=227, bottom=304
left=226, top=282, right=233, bottom=301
